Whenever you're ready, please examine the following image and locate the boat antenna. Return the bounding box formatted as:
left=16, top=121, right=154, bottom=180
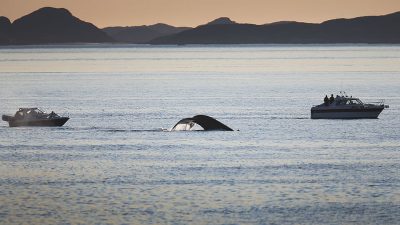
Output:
left=340, top=81, right=343, bottom=96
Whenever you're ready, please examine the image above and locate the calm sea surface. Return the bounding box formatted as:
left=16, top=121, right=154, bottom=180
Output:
left=0, top=45, right=399, bottom=224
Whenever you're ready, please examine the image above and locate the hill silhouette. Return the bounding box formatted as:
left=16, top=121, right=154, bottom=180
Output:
left=0, top=16, right=12, bottom=44
left=2, top=8, right=400, bottom=45
left=150, top=12, right=400, bottom=44
left=103, top=23, right=190, bottom=43
left=206, top=17, right=237, bottom=25
left=1, top=7, right=113, bottom=45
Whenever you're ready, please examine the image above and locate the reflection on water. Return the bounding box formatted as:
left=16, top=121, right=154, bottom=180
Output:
left=0, top=45, right=400, bottom=224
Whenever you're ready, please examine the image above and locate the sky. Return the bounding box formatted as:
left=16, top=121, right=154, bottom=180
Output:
left=1, top=0, right=400, bottom=28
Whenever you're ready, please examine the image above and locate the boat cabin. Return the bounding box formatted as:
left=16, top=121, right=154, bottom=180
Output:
left=334, top=97, right=363, bottom=106
left=14, top=108, right=57, bottom=119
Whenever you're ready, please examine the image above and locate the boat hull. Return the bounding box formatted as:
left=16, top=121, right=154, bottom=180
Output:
left=311, top=108, right=384, bottom=119
left=6, top=117, right=69, bottom=127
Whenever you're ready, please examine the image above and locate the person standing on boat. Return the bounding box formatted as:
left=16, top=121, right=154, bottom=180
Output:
left=329, top=94, right=335, bottom=104
left=324, top=95, right=329, bottom=106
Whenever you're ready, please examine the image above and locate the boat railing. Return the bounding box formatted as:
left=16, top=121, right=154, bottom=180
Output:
left=367, top=99, right=385, bottom=105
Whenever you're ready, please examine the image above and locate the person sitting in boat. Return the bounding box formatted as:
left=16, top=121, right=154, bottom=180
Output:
left=329, top=94, right=335, bottom=104
left=49, top=111, right=56, bottom=118
left=324, top=95, right=329, bottom=106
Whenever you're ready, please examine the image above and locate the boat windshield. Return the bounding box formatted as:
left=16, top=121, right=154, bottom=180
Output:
left=26, top=108, right=44, bottom=115
left=33, top=108, right=44, bottom=114
left=336, top=98, right=363, bottom=105
left=347, top=99, right=363, bottom=105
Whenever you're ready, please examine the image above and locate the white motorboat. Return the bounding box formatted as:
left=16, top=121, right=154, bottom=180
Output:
left=311, top=93, right=389, bottom=119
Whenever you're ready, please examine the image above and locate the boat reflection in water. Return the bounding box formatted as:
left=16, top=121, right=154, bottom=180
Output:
left=2, top=108, right=69, bottom=127
left=311, top=93, right=389, bottom=119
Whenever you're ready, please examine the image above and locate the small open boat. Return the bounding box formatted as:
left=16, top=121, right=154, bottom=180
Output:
left=2, top=108, right=69, bottom=127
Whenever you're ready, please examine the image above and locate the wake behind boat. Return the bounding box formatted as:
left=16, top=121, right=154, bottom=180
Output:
left=311, top=93, right=389, bottom=119
left=2, top=108, right=69, bottom=127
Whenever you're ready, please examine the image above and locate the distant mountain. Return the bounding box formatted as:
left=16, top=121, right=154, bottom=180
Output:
left=206, top=17, right=237, bottom=25
left=103, top=23, right=190, bottom=43
left=1, top=7, right=113, bottom=45
left=263, top=21, right=296, bottom=26
left=150, top=12, right=400, bottom=44
left=0, top=16, right=12, bottom=44
left=149, top=23, right=190, bottom=34
left=3, top=8, right=400, bottom=45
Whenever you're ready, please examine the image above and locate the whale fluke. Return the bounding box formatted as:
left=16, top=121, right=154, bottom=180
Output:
left=172, top=115, right=233, bottom=131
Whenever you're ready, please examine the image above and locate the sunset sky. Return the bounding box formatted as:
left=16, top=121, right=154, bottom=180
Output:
left=1, top=0, right=400, bottom=28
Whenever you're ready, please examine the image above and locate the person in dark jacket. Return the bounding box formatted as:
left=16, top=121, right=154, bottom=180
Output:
left=324, top=95, right=329, bottom=106
left=329, top=94, right=335, bottom=104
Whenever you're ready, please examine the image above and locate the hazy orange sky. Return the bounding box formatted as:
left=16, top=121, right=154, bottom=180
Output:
left=1, top=0, right=400, bottom=28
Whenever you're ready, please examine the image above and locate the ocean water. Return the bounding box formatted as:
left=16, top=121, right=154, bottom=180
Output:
left=0, top=45, right=399, bottom=224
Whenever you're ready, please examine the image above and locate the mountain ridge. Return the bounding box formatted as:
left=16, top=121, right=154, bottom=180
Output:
left=0, top=16, right=12, bottom=43
left=1, top=8, right=400, bottom=45
left=103, top=23, right=190, bottom=43
left=0, top=7, right=113, bottom=45
left=150, top=11, right=400, bottom=44
left=206, top=17, right=237, bottom=25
